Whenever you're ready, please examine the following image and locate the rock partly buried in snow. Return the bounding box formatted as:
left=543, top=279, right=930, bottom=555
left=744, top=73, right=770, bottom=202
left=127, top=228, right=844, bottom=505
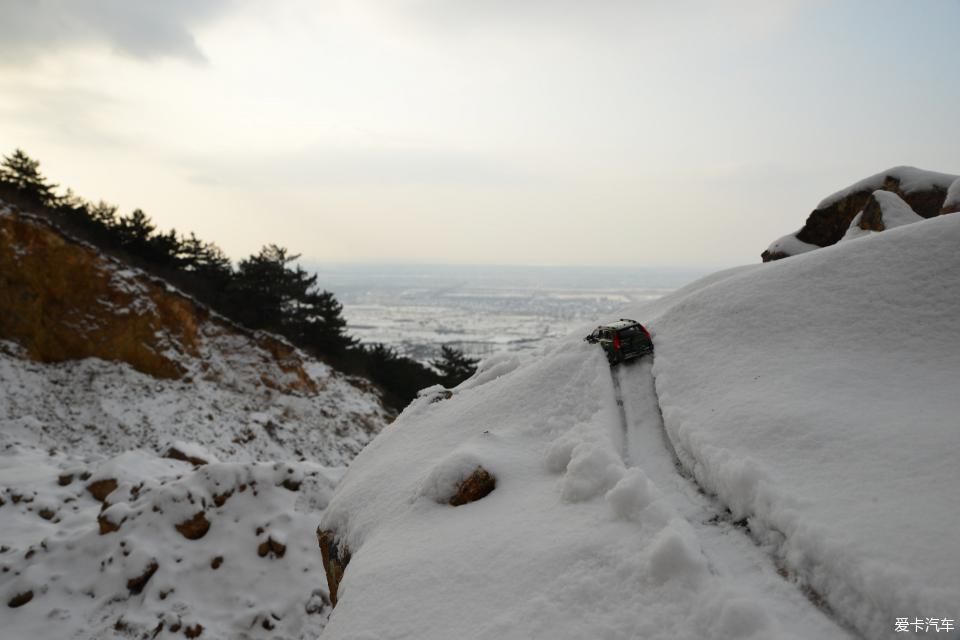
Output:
left=419, top=450, right=498, bottom=506
left=86, top=478, right=118, bottom=503
left=164, top=443, right=214, bottom=467
left=841, top=190, right=924, bottom=241
left=7, top=590, right=33, bottom=608
left=175, top=512, right=211, bottom=540
left=317, top=529, right=350, bottom=607
left=448, top=466, right=496, bottom=506
left=257, top=536, right=287, bottom=558
left=126, top=560, right=159, bottom=595
left=856, top=190, right=922, bottom=232
left=762, top=166, right=958, bottom=260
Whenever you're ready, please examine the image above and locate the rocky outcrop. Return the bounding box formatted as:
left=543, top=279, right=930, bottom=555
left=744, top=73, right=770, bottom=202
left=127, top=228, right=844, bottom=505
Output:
left=762, top=167, right=958, bottom=261
left=0, top=205, right=319, bottom=394
left=317, top=529, right=350, bottom=607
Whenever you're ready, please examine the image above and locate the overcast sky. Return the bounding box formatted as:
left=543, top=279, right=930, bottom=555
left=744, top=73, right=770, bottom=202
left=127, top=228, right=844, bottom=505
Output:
left=1, top=0, right=957, bottom=268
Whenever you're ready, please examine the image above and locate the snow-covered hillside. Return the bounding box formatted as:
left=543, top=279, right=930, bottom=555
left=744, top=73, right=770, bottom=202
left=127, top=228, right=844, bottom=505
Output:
left=0, top=205, right=391, bottom=638
left=319, top=213, right=960, bottom=639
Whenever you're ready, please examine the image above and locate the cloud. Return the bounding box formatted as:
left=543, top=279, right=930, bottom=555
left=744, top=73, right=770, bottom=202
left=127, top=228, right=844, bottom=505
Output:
left=0, top=0, right=235, bottom=64
left=186, top=144, right=534, bottom=188
left=400, top=0, right=795, bottom=34
left=0, top=82, right=131, bottom=148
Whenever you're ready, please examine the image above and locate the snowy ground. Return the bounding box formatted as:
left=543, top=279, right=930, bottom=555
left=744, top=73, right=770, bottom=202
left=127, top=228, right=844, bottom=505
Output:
left=0, top=335, right=387, bottom=638
left=319, top=214, right=960, bottom=639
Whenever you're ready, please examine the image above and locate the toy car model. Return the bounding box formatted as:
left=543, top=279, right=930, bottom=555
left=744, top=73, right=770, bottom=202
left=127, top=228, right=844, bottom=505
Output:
left=584, top=319, right=653, bottom=365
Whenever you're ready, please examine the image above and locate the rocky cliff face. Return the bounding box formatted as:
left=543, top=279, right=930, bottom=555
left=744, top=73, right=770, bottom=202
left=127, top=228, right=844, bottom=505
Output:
left=0, top=204, right=317, bottom=394
left=761, top=166, right=959, bottom=261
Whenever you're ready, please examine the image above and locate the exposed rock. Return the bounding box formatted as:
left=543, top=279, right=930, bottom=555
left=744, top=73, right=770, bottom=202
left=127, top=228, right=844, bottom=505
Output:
left=57, top=473, right=74, bottom=486
left=257, top=537, right=287, bottom=559
left=126, top=560, right=159, bottom=595
left=280, top=478, right=301, bottom=492
left=175, top=512, right=210, bottom=540
left=763, top=167, right=958, bottom=261
left=855, top=191, right=922, bottom=233
left=212, top=491, right=233, bottom=507
left=210, top=556, right=223, bottom=570
left=317, top=529, right=351, bottom=607
left=165, top=446, right=209, bottom=467
left=86, top=478, right=118, bottom=503
left=0, top=208, right=319, bottom=393
left=98, top=512, right=122, bottom=535
left=8, top=590, right=33, bottom=608
left=184, top=623, right=204, bottom=638
left=448, top=466, right=496, bottom=507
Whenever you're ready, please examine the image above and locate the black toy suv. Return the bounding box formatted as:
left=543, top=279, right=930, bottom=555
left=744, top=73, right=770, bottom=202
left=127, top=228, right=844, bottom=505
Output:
left=585, top=319, right=653, bottom=365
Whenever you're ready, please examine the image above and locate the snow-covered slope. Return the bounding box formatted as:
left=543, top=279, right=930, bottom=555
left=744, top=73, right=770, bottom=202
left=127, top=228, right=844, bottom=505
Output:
left=320, top=214, right=960, bottom=639
left=0, top=203, right=391, bottom=638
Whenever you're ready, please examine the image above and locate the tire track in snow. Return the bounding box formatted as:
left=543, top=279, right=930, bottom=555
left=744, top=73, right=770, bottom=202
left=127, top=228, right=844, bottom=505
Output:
left=608, top=358, right=859, bottom=639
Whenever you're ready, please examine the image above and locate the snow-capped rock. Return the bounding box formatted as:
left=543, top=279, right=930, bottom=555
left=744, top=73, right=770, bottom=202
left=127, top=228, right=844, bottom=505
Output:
left=762, top=166, right=958, bottom=261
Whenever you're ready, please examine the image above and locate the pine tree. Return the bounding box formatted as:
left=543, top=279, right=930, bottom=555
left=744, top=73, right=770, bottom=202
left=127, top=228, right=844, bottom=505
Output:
left=430, top=345, right=479, bottom=387
left=0, top=149, right=59, bottom=205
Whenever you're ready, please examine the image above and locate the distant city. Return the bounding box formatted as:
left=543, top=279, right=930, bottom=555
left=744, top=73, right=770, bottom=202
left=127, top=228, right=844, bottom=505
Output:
left=308, top=264, right=709, bottom=363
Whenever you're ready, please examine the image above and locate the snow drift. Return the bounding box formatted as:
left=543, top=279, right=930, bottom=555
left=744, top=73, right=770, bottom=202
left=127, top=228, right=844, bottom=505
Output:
left=321, top=214, right=960, bottom=639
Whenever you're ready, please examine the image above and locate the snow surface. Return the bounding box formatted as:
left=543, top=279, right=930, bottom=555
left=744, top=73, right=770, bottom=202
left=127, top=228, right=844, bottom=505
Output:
left=321, top=213, right=960, bottom=640
left=0, top=443, right=341, bottom=639
left=0, top=348, right=383, bottom=466
left=0, top=322, right=387, bottom=639
left=764, top=230, right=819, bottom=257
left=946, top=177, right=960, bottom=209
left=816, top=166, right=958, bottom=209
left=841, top=190, right=923, bottom=241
